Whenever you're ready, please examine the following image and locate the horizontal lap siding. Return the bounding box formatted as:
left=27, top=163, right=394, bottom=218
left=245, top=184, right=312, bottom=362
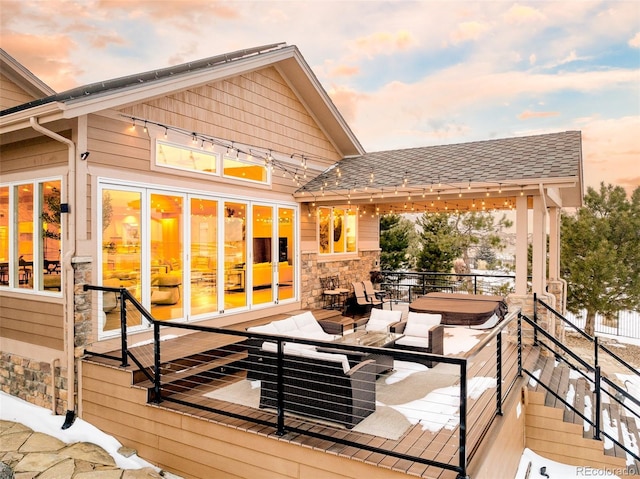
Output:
left=119, top=67, right=340, bottom=172
left=0, top=134, right=69, bottom=174
left=0, top=73, right=37, bottom=110
left=88, top=117, right=150, bottom=172
left=81, top=360, right=409, bottom=479
left=0, top=296, right=63, bottom=349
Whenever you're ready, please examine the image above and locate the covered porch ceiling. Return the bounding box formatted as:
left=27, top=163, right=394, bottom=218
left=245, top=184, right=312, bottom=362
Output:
left=294, top=131, right=583, bottom=214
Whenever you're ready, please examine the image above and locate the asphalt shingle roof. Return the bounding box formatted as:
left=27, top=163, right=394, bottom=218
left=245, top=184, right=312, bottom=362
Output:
left=298, top=130, right=582, bottom=194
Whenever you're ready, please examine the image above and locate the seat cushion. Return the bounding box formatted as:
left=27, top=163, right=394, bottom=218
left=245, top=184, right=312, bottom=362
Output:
left=395, top=335, right=430, bottom=349
left=365, top=308, right=403, bottom=332
left=404, top=312, right=442, bottom=337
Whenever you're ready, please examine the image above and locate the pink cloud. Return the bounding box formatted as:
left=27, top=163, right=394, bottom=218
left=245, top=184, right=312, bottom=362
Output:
left=352, top=30, right=417, bottom=58
left=629, top=32, right=640, bottom=48
left=503, top=4, right=546, bottom=24
left=1, top=33, right=81, bottom=92
left=450, top=21, right=491, bottom=44
left=518, top=110, right=560, bottom=120
left=329, top=65, right=360, bottom=78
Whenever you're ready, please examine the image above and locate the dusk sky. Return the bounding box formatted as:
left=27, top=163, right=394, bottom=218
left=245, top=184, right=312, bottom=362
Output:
left=1, top=0, right=638, bottom=194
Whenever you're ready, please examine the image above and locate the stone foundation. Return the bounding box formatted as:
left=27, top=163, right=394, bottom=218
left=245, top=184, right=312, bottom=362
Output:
left=0, top=257, right=93, bottom=415
left=300, top=249, right=380, bottom=310
left=0, top=353, right=67, bottom=414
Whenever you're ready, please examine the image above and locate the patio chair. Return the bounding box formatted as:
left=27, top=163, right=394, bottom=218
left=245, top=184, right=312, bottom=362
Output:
left=358, top=307, right=402, bottom=332
left=348, top=281, right=380, bottom=317
left=362, top=280, right=391, bottom=310
left=320, top=276, right=342, bottom=309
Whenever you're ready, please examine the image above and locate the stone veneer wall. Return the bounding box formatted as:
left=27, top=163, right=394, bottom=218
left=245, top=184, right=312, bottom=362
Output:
left=0, top=257, right=93, bottom=415
left=300, top=249, right=380, bottom=310
left=507, top=290, right=559, bottom=355
left=0, top=353, right=66, bottom=414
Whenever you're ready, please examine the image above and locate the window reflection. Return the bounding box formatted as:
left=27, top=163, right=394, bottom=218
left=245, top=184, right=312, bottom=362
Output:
left=190, top=198, right=217, bottom=315
left=101, top=189, right=142, bottom=331
left=16, top=184, right=33, bottom=289
left=224, top=202, right=246, bottom=309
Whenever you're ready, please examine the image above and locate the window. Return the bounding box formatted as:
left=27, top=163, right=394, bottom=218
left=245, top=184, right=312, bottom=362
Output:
left=156, top=140, right=218, bottom=175
left=318, top=207, right=357, bottom=255
left=0, top=179, right=62, bottom=292
left=223, top=154, right=269, bottom=184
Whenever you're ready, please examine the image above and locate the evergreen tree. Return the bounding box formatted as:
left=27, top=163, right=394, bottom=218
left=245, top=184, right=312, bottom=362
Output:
left=380, top=214, right=414, bottom=271
left=414, top=212, right=461, bottom=272
left=561, top=183, right=640, bottom=335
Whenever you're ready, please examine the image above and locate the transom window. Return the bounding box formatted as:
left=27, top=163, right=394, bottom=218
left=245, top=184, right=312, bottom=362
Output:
left=156, top=140, right=218, bottom=175
left=155, top=139, right=270, bottom=185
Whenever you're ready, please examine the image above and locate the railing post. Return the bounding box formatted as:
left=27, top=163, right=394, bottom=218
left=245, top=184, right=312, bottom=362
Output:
left=496, top=332, right=503, bottom=415
left=533, top=293, right=538, bottom=346
left=119, top=289, right=129, bottom=367
left=517, top=313, right=524, bottom=377
left=473, top=275, right=477, bottom=295
left=594, top=365, right=601, bottom=440
left=594, top=335, right=599, bottom=367
left=276, top=339, right=286, bottom=436
left=459, top=360, right=468, bottom=479
left=153, top=322, right=162, bottom=404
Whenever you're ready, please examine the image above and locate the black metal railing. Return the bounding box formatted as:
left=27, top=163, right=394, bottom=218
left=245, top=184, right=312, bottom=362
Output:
left=83, top=283, right=523, bottom=479
left=375, top=270, right=522, bottom=303
left=519, top=293, right=640, bottom=466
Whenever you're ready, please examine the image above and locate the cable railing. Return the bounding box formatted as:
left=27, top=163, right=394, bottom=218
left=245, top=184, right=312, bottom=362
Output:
left=518, top=294, right=640, bottom=467
left=83, top=283, right=524, bottom=479
left=375, top=270, right=521, bottom=303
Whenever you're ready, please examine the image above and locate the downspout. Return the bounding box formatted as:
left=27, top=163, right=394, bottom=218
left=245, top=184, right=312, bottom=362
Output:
left=29, top=117, right=77, bottom=428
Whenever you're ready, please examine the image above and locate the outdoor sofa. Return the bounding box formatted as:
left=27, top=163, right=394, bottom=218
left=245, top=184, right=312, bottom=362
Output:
left=245, top=311, right=377, bottom=428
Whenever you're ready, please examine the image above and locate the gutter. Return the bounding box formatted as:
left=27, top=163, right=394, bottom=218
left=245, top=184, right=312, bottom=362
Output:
left=29, top=117, right=77, bottom=428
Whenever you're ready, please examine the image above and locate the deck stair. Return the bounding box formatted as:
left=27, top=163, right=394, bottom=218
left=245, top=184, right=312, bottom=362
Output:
left=526, top=353, right=640, bottom=473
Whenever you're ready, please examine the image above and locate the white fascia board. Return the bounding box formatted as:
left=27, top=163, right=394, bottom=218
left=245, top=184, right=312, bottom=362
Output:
left=0, top=103, right=66, bottom=134
left=278, top=50, right=364, bottom=156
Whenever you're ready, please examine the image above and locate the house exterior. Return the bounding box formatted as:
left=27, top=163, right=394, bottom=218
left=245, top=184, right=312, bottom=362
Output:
left=1, top=45, right=590, bottom=478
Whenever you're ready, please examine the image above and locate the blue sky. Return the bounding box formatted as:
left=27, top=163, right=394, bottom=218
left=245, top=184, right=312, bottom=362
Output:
left=2, top=0, right=638, bottom=193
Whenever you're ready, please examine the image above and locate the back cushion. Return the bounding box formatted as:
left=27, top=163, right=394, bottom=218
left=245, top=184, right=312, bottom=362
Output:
left=272, top=317, right=298, bottom=334
left=404, top=312, right=442, bottom=337
left=365, top=308, right=403, bottom=332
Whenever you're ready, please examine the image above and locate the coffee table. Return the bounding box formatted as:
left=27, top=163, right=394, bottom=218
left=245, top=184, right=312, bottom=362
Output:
left=329, top=330, right=402, bottom=375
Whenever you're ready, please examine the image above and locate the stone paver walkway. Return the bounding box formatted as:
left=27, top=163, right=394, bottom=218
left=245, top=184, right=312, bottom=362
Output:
left=0, top=420, right=164, bottom=479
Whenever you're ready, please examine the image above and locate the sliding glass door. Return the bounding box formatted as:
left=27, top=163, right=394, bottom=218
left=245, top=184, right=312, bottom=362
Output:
left=99, top=182, right=297, bottom=337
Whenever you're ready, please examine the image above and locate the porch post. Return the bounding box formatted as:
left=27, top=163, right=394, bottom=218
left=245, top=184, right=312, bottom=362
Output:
left=515, top=195, right=528, bottom=295
left=532, top=195, right=547, bottom=294
left=548, top=207, right=560, bottom=280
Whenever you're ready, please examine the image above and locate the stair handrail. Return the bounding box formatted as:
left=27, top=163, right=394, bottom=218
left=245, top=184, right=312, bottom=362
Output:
left=83, top=284, right=157, bottom=385
left=519, top=295, right=640, bottom=464
left=536, top=295, right=640, bottom=418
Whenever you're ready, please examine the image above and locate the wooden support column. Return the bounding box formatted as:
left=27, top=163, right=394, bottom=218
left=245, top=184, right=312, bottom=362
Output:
left=515, top=195, right=528, bottom=295
left=532, top=195, right=547, bottom=295
left=548, top=207, right=560, bottom=280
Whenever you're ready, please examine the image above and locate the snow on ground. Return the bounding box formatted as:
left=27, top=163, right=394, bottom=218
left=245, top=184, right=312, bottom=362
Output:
left=385, top=360, right=429, bottom=385
left=389, top=376, right=497, bottom=432
left=0, top=391, right=158, bottom=471
left=514, top=448, right=622, bottom=478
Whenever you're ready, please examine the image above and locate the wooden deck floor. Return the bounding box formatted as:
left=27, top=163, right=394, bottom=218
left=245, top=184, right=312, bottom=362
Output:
left=85, top=317, right=539, bottom=479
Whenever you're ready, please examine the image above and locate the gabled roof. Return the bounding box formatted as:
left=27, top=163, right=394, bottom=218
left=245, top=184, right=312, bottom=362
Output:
left=0, top=49, right=56, bottom=99
left=0, top=44, right=364, bottom=157
left=297, top=131, right=583, bottom=208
